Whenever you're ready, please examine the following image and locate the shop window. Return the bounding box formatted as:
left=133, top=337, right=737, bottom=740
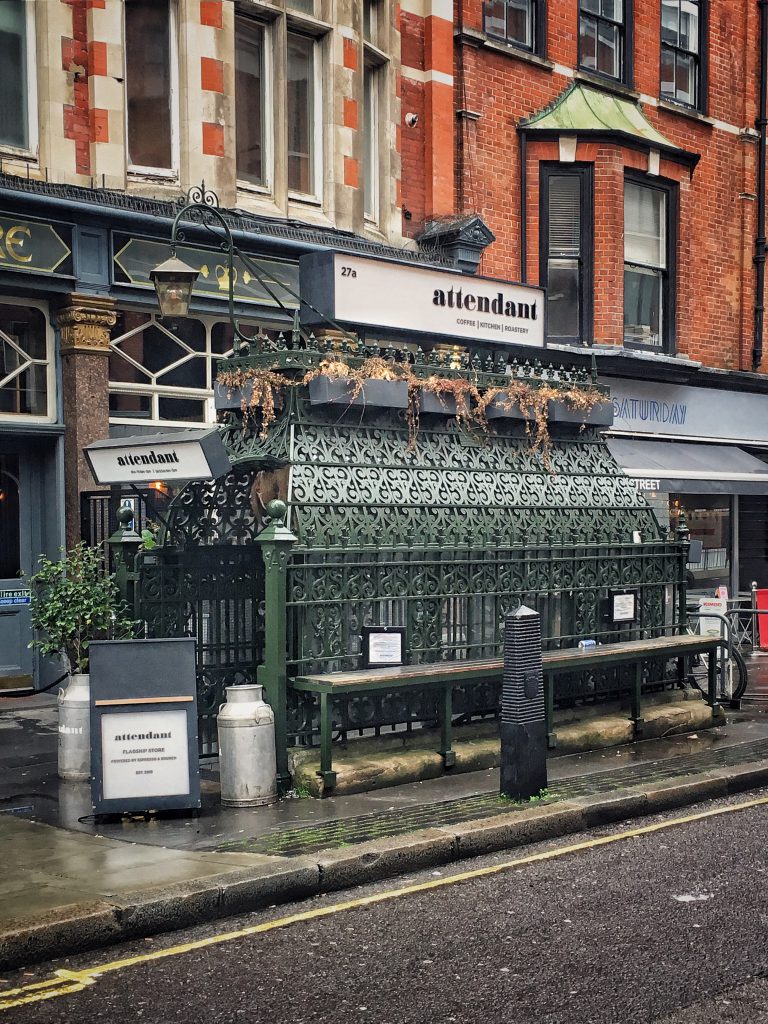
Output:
left=661, top=0, right=704, bottom=110
left=0, top=1, right=35, bottom=153
left=578, top=0, right=631, bottom=85
left=540, top=165, right=593, bottom=345
left=236, top=15, right=269, bottom=188
left=125, top=0, right=178, bottom=173
left=108, top=313, right=281, bottom=427
left=671, top=495, right=730, bottom=594
left=484, top=0, right=545, bottom=54
left=624, top=177, right=675, bottom=351
left=0, top=303, right=50, bottom=419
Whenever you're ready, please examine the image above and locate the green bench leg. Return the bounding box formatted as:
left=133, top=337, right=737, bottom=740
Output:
left=632, top=663, right=644, bottom=737
left=318, top=692, right=337, bottom=790
left=545, top=673, right=556, bottom=749
left=440, top=684, right=455, bottom=768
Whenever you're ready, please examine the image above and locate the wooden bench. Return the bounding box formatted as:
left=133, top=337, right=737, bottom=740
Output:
left=291, top=633, right=721, bottom=789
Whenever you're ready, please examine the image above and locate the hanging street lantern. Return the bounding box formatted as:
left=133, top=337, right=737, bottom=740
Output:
left=149, top=253, right=199, bottom=318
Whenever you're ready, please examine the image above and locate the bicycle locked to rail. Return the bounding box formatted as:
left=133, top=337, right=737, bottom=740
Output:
left=685, top=604, right=749, bottom=707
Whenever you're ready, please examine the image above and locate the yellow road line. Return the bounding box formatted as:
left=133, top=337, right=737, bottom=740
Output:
left=2, top=793, right=767, bottom=1013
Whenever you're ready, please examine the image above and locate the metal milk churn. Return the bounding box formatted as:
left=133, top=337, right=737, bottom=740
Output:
left=217, top=684, right=278, bottom=806
left=58, top=673, right=91, bottom=781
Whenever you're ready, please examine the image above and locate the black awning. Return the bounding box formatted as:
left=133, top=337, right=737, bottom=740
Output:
left=607, top=439, right=768, bottom=495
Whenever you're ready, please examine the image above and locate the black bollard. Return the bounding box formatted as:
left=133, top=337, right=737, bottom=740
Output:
left=500, top=605, right=548, bottom=800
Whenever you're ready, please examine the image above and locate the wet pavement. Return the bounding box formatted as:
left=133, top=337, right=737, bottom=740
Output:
left=3, top=662, right=768, bottom=857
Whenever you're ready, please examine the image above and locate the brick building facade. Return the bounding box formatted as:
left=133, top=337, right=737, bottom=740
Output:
left=2, top=0, right=768, bottom=690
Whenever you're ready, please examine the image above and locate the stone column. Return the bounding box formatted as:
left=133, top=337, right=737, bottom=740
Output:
left=57, top=295, right=117, bottom=549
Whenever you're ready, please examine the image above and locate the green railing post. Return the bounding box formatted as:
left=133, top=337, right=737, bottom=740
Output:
left=106, top=505, right=142, bottom=613
left=256, top=498, right=297, bottom=795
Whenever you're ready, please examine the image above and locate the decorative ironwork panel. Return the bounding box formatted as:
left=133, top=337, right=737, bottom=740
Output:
left=136, top=545, right=265, bottom=755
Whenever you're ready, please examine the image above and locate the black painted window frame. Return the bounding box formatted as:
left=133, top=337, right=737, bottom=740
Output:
left=623, top=171, right=678, bottom=354
left=660, top=0, right=707, bottom=112
left=577, top=0, right=633, bottom=87
left=483, top=0, right=546, bottom=56
left=539, top=163, right=594, bottom=347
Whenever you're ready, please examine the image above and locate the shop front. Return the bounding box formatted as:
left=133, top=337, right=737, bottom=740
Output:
left=604, top=376, right=768, bottom=599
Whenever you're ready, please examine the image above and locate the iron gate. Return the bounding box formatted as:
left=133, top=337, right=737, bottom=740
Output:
left=136, top=544, right=265, bottom=755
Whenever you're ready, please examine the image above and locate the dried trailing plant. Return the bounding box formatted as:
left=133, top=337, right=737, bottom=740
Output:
left=217, top=353, right=605, bottom=454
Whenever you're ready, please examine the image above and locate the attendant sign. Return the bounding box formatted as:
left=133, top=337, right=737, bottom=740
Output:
left=300, top=252, right=545, bottom=348
left=90, top=638, right=200, bottom=814
left=85, top=427, right=231, bottom=484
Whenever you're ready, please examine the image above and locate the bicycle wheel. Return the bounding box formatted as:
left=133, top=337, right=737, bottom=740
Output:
left=686, top=647, right=748, bottom=703
left=730, top=647, right=749, bottom=701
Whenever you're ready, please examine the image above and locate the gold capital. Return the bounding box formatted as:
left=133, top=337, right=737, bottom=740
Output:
left=57, top=294, right=117, bottom=353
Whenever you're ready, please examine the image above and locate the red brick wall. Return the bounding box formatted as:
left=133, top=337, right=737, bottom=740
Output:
left=62, top=0, right=91, bottom=175
left=396, top=0, right=762, bottom=368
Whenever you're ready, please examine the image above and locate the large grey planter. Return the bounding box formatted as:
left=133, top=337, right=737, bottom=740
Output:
left=308, top=375, right=408, bottom=410
left=547, top=398, right=614, bottom=427
left=484, top=391, right=533, bottom=421
left=418, top=388, right=460, bottom=415
left=214, top=380, right=254, bottom=410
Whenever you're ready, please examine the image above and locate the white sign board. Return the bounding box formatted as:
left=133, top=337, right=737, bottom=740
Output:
left=612, top=592, right=637, bottom=623
left=100, top=710, right=191, bottom=801
left=300, top=252, right=545, bottom=349
left=87, top=441, right=211, bottom=484
left=698, top=597, right=727, bottom=638
left=367, top=632, right=404, bottom=666
left=85, top=427, right=231, bottom=485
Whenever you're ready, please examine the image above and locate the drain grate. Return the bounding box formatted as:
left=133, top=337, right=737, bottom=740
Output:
left=215, top=737, right=768, bottom=858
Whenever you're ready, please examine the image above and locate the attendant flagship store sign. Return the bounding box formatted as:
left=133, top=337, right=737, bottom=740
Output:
left=299, top=252, right=546, bottom=348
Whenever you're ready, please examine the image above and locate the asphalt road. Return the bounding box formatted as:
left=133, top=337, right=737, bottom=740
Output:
left=3, top=792, right=768, bottom=1024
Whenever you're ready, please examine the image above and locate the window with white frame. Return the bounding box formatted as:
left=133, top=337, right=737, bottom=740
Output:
left=287, top=32, right=319, bottom=196
left=484, top=0, right=544, bottom=54
left=235, top=14, right=269, bottom=188
left=125, top=0, right=178, bottom=173
left=624, top=179, right=673, bottom=349
left=0, top=302, right=52, bottom=420
left=108, top=312, right=281, bottom=426
left=578, top=0, right=630, bottom=84
left=362, top=0, right=387, bottom=225
left=0, top=1, right=36, bottom=153
left=363, top=63, right=380, bottom=221
left=661, top=0, right=703, bottom=109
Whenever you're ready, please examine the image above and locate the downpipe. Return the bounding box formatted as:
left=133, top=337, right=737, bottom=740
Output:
left=752, top=0, right=768, bottom=370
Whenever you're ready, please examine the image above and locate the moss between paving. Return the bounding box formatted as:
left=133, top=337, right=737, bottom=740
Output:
left=291, top=693, right=717, bottom=797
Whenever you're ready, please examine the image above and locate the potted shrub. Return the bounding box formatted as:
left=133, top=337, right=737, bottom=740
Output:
left=29, top=543, right=135, bottom=782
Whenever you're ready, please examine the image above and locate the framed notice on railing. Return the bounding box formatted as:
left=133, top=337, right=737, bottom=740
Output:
left=361, top=626, right=406, bottom=668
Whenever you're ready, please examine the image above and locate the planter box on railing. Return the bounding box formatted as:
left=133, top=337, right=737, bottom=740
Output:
left=214, top=381, right=253, bottom=410
left=308, top=375, right=408, bottom=410
left=418, top=388, right=460, bottom=416
left=484, top=392, right=533, bottom=421
left=547, top=399, right=614, bottom=427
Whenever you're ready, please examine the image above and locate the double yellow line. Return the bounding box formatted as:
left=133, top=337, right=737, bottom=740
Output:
left=3, top=794, right=767, bottom=1013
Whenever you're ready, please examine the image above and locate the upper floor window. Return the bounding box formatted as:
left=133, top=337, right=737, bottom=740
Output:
left=235, top=15, right=268, bottom=188
left=125, top=0, right=178, bottom=173
left=540, top=165, right=593, bottom=345
left=287, top=32, right=320, bottom=197
left=484, top=0, right=544, bottom=54
left=624, top=178, right=675, bottom=350
left=661, top=0, right=703, bottom=109
left=578, top=0, right=630, bottom=84
left=0, top=1, right=35, bottom=153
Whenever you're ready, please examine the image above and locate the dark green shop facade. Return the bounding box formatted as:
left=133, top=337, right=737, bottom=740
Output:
left=0, top=174, right=688, bottom=780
